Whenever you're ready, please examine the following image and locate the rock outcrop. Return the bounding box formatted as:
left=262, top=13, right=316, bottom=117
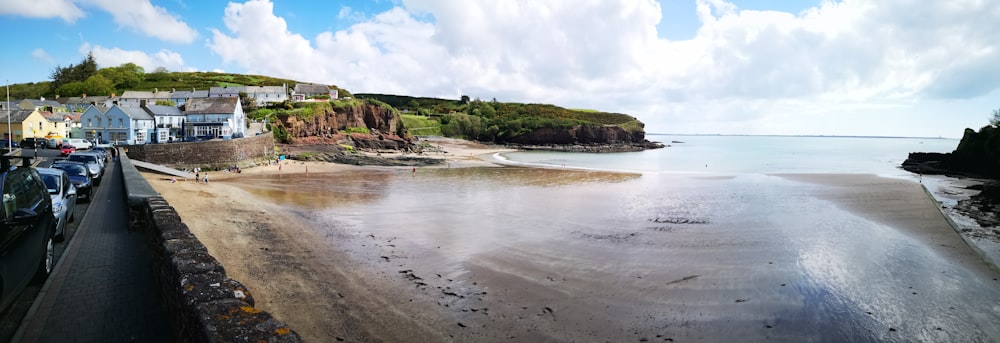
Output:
left=277, top=102, right=406, bottom=139
left=903, top=126, right=1000, bottom=231
left=507, top=125, right=664, bottom=152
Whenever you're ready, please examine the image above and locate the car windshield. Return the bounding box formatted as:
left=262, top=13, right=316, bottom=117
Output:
left=53, top=164, right=87, bottom=177
left=40, top=173, right=59, bottom=194
left=67, top=155, right=94, bottom=163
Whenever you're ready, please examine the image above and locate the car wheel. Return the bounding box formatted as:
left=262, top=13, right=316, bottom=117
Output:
left=32, top=236, right=54, bottom=284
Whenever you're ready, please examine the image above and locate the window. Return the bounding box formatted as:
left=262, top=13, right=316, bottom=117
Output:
left=158, top=130, right=168, bottom=142
left=118, top=118, right=124, bottom=127
left=88, top=118, right=93, bottom=127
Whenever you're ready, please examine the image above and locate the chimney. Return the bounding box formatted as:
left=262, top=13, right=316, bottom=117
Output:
left=140, top=99, right=147, bottom=108
left=172, top=88, right=175, bottom=93
left=55, top=94, right=59, bottom=99
left=111, top=92, right=115, bottom=97
left=82, top=94, right=87, bottom=99
left=154, top=88, right=158, bottom=94
left=40, top=96, right=45, bottom=101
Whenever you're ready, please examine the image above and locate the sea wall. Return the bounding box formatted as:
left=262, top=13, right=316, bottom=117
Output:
left=121, top=133, right=275, bottom=170
left=119, top=150, right=302, bottom=342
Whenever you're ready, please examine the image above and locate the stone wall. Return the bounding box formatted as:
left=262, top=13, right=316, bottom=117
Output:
left=121, top=133, right=275, bottom=170
left=119, top=150, right=302, bottom=342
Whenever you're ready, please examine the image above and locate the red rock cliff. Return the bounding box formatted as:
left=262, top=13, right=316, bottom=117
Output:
left=276, top=103, right=403, bottom=138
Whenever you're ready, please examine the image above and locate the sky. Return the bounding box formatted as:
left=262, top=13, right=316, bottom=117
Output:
left=1, top=0, right=998, bottom=138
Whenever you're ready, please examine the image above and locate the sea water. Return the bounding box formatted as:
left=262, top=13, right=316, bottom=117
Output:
left=234, top=135, right=1000, bottom=341
left=499, top=134, right=958, bottom=176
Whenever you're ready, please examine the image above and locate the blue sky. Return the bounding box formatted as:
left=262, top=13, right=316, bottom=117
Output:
left=2, top=0, right=999, bottom=138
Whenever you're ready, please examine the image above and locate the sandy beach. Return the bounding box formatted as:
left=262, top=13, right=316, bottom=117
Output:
left=144, top=138, right=518, bottom=341
left=143, top=139, right=1000, bottom=342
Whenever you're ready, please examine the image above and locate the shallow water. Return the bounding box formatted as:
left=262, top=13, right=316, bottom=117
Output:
left=229, top=166, right=1000, bottom=342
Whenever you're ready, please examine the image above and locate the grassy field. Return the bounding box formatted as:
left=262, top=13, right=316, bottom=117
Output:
left=401, top=114, right=442, bottom=136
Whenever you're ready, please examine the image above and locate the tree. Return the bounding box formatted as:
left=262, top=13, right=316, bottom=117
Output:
left=238, top=91, right=258, bottom=111
left=97, top=63, right=145, bottom=90
left=54, top=74, right=113, bottom=97
left=991, top=108, right=1000, bottom=127
left=50, top=52, right=99, bottom=91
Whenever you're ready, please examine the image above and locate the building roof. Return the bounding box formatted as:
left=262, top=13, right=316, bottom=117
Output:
left=184, top=97, right=240, bottom=114
left=22, top=99, right=63, bottom=108
left=8, top=110, right=36, bottom=122
left=171, top=90, right=210, bottom=99
left=143, top=105, right=183, bottom=117
left=294, top=84, right=331, bottom=94
left=118, top=105, right=154, bottom=121
left=210, top=85, right=285, bottom=96
left=84, top=104, right=111, bottom=114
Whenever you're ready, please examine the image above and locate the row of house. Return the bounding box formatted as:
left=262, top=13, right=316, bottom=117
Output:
left=0, top=83, right=336, bottom=144
left=0, top=97, right=245, bottom=144
left=1, top=83, right=337, bottom=112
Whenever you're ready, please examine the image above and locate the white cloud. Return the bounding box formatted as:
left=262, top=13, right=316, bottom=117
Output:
left=207, top=0, right=1000, bottom=136
left=0, top=0, right=85, bottom=22
left=31, top=48, right=55, bottom=64
left=83, top=0, right=198, bottom=43
left=81, top=43, right=192, bottom=72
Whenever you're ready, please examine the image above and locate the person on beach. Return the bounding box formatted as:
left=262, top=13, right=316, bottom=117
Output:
left=195, top=169, right=200, bottom=183
left=203, top=173, right=209, bottom=183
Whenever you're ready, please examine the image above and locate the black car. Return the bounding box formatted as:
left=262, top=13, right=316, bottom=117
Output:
left=0, top=157, right=56, bottom=311
left=19, top=138, right=47, bottom=149
left=50, top=161, right=93, bottom=200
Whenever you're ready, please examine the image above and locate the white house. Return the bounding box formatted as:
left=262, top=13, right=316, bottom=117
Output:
left=143, top=104, right=184, bottom=143
left=183, top=97, right=245, bottom=139
left=291, top=84, right=337, bottom=101
left=80, top=104, right=154, bottom=144
left=209, top=85, right=287, bottom=106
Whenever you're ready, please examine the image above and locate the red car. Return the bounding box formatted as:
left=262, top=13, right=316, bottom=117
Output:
left=60, top=144, right=76, bottom=156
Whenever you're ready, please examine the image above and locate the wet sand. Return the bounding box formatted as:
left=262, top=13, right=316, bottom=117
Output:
left=144, top=143, right=1000, bottom=342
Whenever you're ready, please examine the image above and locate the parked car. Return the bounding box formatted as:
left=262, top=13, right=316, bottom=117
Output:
left=90, top=147, right=110, bottom=162
left=75, top=152, right=105, bottom=170
left=60, top=144, right=76, bottom=157
left=66, top=153, right=103, bottom=186
left=20, top=138, right=47, bottom=149
left=36, top=168, right=76, bottom=242
left=64, top=138, right=92, bottom=150
left=0, top=140, right=19, bottom=148
left=47, top=138, right=63, bottom=149
left=50, top=161, right=93, bottom=201
left=0, top=157, right=56, bottom=312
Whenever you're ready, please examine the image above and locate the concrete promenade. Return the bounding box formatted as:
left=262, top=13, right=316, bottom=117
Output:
left=13, top=161, right=173, bottom=342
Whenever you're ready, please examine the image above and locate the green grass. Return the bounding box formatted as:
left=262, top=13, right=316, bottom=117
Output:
left=401, top=114, right=442, bottom=136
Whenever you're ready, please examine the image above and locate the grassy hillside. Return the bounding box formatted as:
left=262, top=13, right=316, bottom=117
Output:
left=6, top=71, right=352, bottom=100
left=400, top=114, right=443, bottom=136
left=358, top=93, right=644, bottom=142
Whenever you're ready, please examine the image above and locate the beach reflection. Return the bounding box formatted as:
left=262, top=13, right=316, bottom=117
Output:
left=226, top=167, right=639, bottom=209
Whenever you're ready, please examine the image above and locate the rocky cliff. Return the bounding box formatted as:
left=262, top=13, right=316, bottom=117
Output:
left=272, top=102, right=414, bottom=150
left=507, top=125, right=664, bottom=152
left=276, top=103, right=405, bottom=139
left=902, top=127, right=1000, bottom=179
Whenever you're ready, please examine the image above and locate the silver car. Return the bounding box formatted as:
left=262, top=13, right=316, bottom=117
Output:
left=36, top=168, right=76, bottom=242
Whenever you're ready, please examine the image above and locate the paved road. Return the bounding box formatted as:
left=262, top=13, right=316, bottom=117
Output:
left=0, top=148, right=173, bottom=342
